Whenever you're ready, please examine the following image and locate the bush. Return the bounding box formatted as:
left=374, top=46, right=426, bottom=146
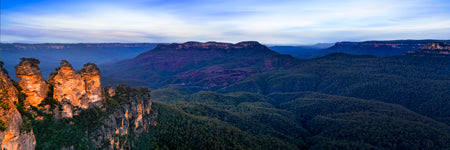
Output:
left=0, top=101, right=10, bottom=110
left=0, top=119, right=7, bottom=131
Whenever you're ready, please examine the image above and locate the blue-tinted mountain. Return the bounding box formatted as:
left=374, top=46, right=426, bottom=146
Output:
left=101, top=41, right=300, bottom=88
left=269, top=43, right=333, bottom=58
left=270, top=40, right=450, bottom=58
left=320, top=39, right=450, bottom=56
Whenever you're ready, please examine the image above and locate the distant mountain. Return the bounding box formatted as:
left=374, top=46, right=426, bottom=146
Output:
left=0, top=43, right=158, bottom=79
left=101, top=41, right=300, bottom=88
left=321, top=40, right=450, bottom=56
left=407, top=42, right=450, bottom=56
left=269, top=43, right=333, bottom=58
left=270, top=40, right=450, bottom=58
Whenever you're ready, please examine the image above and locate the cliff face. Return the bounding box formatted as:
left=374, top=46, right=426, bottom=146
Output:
left=321, top=40, right=450, bottom=57
left=0, top=61, right=36, bottom=150
left=15, top=58, right=49, bottom=107
left=93, top=85, right=155, bottom=149
left=408, top=42, right=450, bottom=55
left=420, top=42, right=450, bottom=50
left=48, top=60, right=103, bottom=118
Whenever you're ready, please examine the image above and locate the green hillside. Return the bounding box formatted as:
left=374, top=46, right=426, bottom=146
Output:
left=151, top=87, right=450, bottom=149
left=218, top=54, right=450, bottom=124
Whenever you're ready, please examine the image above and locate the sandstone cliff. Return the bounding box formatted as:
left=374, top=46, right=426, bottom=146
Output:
left=408, top=42, right=450, bottom=55
left=15, top=58, right=49, bottom=107
left=92, top=85, right=155, bottom=149
left=0, top=61, right=36, bottom=149
left=321, top=40, right=450, bottom=57
left=2, top=59, right=156, bottom=149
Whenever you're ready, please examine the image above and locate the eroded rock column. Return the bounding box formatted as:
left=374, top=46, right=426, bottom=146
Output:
left=48, top=60, right=88, bottom=118
left=80, top=63, right=103, bottom=107
left=48, top=60, right=104, bottom=118
left=15, top=58, right=49, bottom=107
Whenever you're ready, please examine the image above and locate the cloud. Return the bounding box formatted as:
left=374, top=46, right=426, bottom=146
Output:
left=1, top=0, right=449, bottom=44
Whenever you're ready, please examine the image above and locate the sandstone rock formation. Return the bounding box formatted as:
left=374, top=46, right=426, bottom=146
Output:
left=408, top=42, right=450, bottom=55
left=0, top=61, right=36, bottom=149
left=80, top=63, right=103, bottom=107
left=93, top=85, right=156, bottom=149
left=2, top=59, right=156, bottom=149
left=49, top=60, right=103, bottom=118
left=15, top=58, right=49, bottom=107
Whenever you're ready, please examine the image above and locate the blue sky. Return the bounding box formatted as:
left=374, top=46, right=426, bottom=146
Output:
left=1, top=0, right=449, bottom=44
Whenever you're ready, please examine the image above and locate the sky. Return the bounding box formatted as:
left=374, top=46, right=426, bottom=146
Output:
left=1, top=0, right=450, bottom=44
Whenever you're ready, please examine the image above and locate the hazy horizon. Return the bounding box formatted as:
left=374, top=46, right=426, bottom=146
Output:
left=1, top=39, right=449, bottom=46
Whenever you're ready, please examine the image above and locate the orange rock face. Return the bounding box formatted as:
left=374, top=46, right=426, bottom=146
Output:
left=80, top=63, right=103, bottom=106
left=15, top=58, right=49, bottom=107
left=48, top=60, right=103, bottom=118
left=1, top=61, right=36, bottom=150
left=49, top=60, right=87, bottom=109
left=408, top=42, right=450, bottom=55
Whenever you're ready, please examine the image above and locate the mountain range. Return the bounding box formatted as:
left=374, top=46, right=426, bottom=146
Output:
left=270, top=39, right=450, bottom=58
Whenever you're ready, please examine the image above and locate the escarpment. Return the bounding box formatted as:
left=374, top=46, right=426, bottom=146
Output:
left=0, top=61, right=36, bottom=150
left=92, top=85, right=155, bottom=149
left=407, top=42, right=450, bottom=55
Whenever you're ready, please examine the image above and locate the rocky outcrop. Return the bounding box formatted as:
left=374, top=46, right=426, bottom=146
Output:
left=93, top=85, right=156, bottom=149
left=80, top=63, right=103, bottom=107
left=49, top=60, right=103, bottom=118
left=322, top=40, right=450, bottom=57
left=2, top=59, right=156, bottom=149
left=49, top=60, right=87, bottom=118
left=0, top=61, right=36, bottom=149
left=408, top=42, right=450, bottom=55
left=15, top=58, right=49, bottom=107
